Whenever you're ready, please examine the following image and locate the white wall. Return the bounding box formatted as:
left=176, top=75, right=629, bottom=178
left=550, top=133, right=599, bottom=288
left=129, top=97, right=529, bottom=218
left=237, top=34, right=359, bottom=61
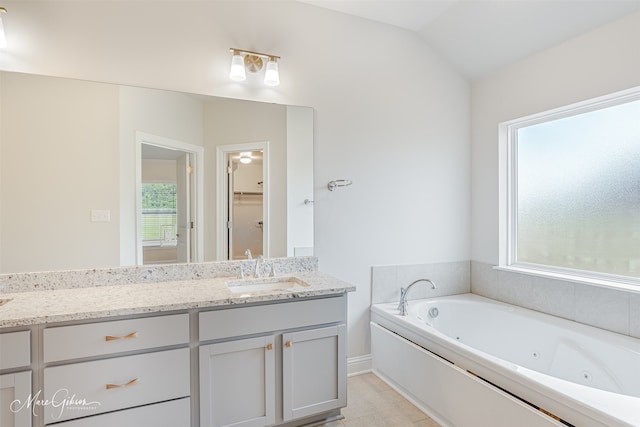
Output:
left=0, top=1, right=470, bottom=360
left=286, top=105, right=314, bottom=257
left=203, top=98, right=287, bottom=260
left=119, top=85, right=204, bottom=266
left=470, top=11, right=640, bottom=339
left=142, top=159, right=177, bottom=183
left=0, top=72, right=120, bottom=272
left=471, top=10, right=640, bottom=264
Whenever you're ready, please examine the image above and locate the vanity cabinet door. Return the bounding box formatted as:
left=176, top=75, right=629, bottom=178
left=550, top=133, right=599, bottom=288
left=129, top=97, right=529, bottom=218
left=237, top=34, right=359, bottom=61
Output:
left=282, top=324, right=347, bottom=422
left=0, top=331, right=31, bottom=370
left=200, top=335, right=275, bottom=427
left=0, top=371, right=32, bottom=427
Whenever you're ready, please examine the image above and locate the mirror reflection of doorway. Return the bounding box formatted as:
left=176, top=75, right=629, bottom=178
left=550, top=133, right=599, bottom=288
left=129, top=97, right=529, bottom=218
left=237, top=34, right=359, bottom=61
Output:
left=217, top=141, right=269, bottom=261
left=136, top=132, right=204, bottom=266
left=228, top=150, right=264, bottom=260
left=141, top=146, right=191, bottom=264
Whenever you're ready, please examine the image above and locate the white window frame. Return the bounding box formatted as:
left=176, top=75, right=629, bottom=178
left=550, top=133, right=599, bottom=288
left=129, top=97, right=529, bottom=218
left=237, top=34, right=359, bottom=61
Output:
left=498, top=86, right=640, bottom=290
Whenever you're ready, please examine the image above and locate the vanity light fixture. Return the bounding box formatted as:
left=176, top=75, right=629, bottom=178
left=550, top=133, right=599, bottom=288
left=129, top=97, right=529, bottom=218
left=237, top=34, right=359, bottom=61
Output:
left=264, top=57, right=280, bottom=87
left=229, top=48, right=280, bottom=87
left=0, top=7, right=7, bottom=49
left=229, top=50, right=246, bottom=81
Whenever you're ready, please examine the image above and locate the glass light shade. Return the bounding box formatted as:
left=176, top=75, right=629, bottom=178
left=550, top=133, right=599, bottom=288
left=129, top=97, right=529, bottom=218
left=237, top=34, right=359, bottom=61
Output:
left=229, top=53, right=246, bottom=81
left=264, top=58, right=280, bottom=87
left=239, top=154, right=252, bottom=164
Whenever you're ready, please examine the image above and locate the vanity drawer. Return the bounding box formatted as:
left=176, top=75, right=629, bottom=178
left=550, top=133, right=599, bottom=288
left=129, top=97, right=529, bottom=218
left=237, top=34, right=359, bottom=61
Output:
left=43, top=313, right=189, bottom=362
left=43, top=348, right=189, bottom=423
left=200, top=295, right=346, bottom=341
left=0, top=330, right=31, bottom=370
left=50, top=397, right=190, bottom=427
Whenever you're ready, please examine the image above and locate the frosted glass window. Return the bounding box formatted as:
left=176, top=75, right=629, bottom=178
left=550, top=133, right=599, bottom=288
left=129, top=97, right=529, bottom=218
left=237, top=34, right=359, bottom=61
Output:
left=514, top=97, right=640, bottom=279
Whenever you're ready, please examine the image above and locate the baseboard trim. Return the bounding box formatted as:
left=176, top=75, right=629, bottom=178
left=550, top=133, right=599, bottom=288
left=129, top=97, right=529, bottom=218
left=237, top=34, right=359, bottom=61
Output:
left=347, top=354, right=372, bottom=376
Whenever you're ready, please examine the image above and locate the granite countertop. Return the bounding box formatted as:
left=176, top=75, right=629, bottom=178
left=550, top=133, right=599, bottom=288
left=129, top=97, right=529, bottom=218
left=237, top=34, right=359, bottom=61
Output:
left=0, top=272, right=355, bottom=328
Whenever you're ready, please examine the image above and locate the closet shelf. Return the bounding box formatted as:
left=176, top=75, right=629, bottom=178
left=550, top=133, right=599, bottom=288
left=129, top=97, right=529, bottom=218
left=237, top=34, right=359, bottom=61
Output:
left=233, top=191, right=263, bottom=196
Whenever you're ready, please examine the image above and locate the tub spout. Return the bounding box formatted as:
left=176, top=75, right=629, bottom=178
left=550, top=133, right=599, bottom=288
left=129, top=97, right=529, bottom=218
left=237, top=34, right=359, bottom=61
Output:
left=398, top=278, right=436, bottom=316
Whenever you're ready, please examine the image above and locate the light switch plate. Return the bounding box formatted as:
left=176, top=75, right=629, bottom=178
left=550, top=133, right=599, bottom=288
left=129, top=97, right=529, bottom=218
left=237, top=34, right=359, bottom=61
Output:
left=91, top=209, right=111, bottom=222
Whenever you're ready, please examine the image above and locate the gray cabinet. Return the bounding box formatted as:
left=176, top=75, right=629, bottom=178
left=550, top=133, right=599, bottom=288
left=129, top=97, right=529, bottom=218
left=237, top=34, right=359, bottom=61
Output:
left=199, top=296, right=347, bottom=427
left=200, top=336, right=276, bottom=427
left=0, top=331, right=31, bottom=427
left=46, top=399, right=190, bottom=427
left=41, top=314, right=190, bottom=426
left=0, top=371, right=32, bottom=427
left=283, top=325, right=347, bottom=422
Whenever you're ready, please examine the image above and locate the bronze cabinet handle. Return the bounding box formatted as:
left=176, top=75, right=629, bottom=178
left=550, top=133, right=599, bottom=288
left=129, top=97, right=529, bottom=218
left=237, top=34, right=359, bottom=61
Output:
left=106, top=378, right=139, bottom=390
left=105, top=332, right=138, bottom=342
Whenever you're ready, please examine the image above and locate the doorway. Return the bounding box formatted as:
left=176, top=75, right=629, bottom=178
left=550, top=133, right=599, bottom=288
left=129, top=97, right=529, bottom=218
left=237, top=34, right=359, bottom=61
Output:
left=136, top=132, right=204, bottom=265
left=229, top=150, right=264, bottom=259
left=217, top=142, right=269, bottom=260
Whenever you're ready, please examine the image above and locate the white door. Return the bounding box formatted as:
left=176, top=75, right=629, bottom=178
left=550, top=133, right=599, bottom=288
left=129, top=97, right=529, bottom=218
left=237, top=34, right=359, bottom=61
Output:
left=176, top=153, right=191, bottom=263
left=199, top=336, right=275, bottom=427
left=0, top=371, right=32, bottom=427
left=282, top=325, right=347, bottom=422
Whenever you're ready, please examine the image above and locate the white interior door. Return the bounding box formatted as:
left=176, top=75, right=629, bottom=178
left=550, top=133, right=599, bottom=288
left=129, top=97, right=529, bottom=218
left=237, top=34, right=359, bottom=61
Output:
left=176, top=153, right=191, bottom=263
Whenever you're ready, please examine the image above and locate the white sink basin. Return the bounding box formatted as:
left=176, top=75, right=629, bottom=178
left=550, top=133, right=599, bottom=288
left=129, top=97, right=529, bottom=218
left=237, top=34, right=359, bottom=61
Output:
left=226, top=277, right=310, bottom=294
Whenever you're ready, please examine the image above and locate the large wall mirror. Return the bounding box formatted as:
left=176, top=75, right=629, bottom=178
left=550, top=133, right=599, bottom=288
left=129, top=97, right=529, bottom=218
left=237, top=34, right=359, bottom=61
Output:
left=0, top=71, right=314, bottom=274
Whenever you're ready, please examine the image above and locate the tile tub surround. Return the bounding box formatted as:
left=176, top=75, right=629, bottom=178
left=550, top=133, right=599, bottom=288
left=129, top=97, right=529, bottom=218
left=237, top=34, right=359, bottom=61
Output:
left=0, top=256, right=318, bottom=293
left=471, top=260, right=640, bottom=340
left=371, top=261, right=471, bottom=304
left=373, top=259, right=640, bottom=341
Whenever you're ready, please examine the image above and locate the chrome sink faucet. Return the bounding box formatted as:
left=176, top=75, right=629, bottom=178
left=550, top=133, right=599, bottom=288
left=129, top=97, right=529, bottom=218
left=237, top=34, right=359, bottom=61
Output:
left=398, top=278, right=437, bottom=316
left=254, top=255, right=264, bottom=278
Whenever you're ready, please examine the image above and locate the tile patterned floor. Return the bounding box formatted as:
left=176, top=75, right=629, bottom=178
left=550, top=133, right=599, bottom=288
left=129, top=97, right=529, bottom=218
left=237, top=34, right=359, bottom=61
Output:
left=324, top=373, right=442, bottom=427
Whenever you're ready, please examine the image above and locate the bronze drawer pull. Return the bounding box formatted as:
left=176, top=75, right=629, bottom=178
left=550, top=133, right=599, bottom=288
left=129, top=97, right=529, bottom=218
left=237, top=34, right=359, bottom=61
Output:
left=106, top=378, right=139, bottom=390
left=105, top=332, right=138, bottom=342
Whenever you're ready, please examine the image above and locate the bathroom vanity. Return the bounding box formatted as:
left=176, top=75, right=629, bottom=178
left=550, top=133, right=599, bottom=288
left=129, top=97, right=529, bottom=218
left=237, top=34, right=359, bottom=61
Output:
left=0, top=258, right=354, bottom=427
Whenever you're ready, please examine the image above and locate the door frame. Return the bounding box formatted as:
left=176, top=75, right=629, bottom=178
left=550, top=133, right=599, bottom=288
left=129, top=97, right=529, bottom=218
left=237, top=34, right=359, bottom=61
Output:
left=135, top=131, right=204, bottom=265
left=216, top=141, right=270, bottom=261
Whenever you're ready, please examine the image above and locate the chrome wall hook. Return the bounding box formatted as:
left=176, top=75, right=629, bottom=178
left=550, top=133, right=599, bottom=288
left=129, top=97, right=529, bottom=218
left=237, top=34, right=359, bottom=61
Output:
left=328, top=179, right=352, bottom=191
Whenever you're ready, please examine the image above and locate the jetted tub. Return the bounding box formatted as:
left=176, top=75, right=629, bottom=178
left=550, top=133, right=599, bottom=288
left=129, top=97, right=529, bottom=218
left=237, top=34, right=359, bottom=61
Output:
left=371, top=293, right=640, bottom=427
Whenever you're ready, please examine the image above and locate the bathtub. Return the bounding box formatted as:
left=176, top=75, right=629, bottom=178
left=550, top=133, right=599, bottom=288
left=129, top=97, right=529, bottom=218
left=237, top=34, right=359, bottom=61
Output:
left=370, top=293, right=640, bottom=427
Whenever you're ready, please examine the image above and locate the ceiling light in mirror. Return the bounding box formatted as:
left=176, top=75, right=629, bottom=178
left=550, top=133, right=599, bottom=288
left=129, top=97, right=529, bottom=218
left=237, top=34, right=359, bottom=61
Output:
left=239, top=152, right=252, bottom=164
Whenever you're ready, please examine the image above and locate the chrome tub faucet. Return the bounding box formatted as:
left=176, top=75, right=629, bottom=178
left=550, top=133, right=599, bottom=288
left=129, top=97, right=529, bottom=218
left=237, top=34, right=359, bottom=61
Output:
left=398, top=278, right=437, bottom=316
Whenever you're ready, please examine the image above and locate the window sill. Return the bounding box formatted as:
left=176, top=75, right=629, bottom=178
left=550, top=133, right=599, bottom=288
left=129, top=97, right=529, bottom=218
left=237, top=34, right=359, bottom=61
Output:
left=493, top=265, right=640, bottom=294
left=142, top=241, right=178, bottom=248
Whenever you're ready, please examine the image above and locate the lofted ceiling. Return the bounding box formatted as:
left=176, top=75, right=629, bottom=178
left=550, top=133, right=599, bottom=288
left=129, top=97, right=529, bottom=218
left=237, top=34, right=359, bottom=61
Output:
left=300, top=0, right=640, bottom=79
